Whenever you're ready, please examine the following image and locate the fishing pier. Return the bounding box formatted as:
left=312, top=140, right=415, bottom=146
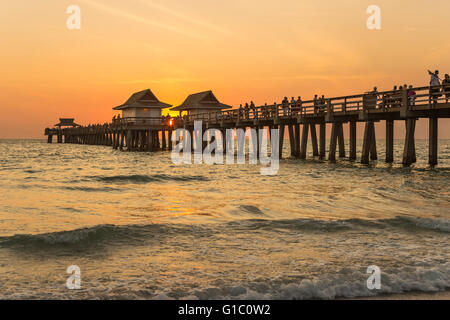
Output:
left=45, top=85, right=450, bottom=166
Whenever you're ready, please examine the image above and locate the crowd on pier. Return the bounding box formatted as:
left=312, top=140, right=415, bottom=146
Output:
left=234, top=69, right=450, bottom=120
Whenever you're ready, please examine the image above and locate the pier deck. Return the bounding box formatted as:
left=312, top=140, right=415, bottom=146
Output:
left=45, top=85, right=450, bottom=166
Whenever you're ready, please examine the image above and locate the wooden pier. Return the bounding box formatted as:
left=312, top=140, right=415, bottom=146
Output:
left=45, top=85, right=450, bottom=166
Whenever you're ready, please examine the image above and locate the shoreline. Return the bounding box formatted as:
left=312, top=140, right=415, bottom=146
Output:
left=353, top=290, right=450, bottom=300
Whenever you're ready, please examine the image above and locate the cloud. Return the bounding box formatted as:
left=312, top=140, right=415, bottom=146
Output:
left=135, top=0, right=231, bottom=35
left=94, top=77, right=204, bottom=85
left=80, top=0, right=205, bottom=39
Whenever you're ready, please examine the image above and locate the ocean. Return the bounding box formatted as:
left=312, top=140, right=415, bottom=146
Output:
left=0, top=139, right=448, bottom=299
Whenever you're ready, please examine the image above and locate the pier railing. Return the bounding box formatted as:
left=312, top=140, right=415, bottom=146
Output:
left=182, top=84, right=449, bottom=123
left=112, top=117, right=171, bottom=126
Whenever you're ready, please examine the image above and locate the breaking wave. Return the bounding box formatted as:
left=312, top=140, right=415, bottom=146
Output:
left=0, top=216, right=447, bottom=248
left=174, top=263, right=450, bottom=300
left=89, top=174, right=210, bottom=184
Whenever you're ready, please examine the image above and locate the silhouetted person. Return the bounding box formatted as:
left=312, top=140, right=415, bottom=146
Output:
left=290, top=97, right=296, bottom=115
left=250, top=101, right=256, bottom=118
left=320, top=95, right=326, bottom=111
left=428, top=69, right=441, bottom=105
left=443, top=74, right=450, bottom=103
left=244, top=103, right=250, bottom=119
left=282, top=97, right=289, bottom=116
left=296, top=96, right=303, bottom=115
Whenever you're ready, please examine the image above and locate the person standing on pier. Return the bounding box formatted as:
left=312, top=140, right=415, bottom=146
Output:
left=408, top=85, right=417, bottom=106
left=319, top=95, right=326, bottom=111
left=290, top=97, right=296, bottom=115
left=443, top=74, right=450, bottom=103
left=282, top=97, right=289, bottom=116
left=250, top=101, right=256, bottom=118
left=244, top=103, right=250, bottom=119
left=428, top=69, right=441, bottom=105
left=296, top=96, right=303, bottom=116
left=313, top=95, right=319, bottom=115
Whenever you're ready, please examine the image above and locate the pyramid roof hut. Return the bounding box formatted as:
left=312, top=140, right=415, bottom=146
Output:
left=113, top=89, right=172, bottom=110
left=54, top=118, right=80, bottom=128
left=171, top=91, right=232, bottom=115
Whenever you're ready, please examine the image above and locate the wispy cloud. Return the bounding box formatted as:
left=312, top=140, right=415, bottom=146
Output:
left=94, top=77, right=204, bottom=85
left=80, top=0, right=205, bottom=39
left=135, top=0, right=231, bottom=35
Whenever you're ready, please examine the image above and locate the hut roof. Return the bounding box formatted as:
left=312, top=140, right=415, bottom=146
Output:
left=54, top=118, right=80, bottom=127
left=113, top=89, right=172, bottom=110
left=171, top=90, right=232, bottom=111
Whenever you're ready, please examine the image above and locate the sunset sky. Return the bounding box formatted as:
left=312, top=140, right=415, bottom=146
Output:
left=1, top=0, right=449, bottom=138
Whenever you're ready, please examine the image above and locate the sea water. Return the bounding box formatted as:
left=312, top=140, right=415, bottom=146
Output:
left=0, top=139, right=448, bottom=299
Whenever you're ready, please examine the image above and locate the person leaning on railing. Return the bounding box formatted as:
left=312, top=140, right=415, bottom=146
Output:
left=319, top=95, right=326, bottom=112
left=290, top=97, right=296, bottom=116
left=407, top=85, right=417, bottom=107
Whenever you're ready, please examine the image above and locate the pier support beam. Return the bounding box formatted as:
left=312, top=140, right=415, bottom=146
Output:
left=288, top=125, right=295, bottom=157
left=319, top=123, right=326, bottom=159
left=294, top=124, right=301, bottom=158
left=349, top=121, right=357, bottom=161
left=300, top=123, right=309, bottom=159
left=279, top=124, right=285, bottom=159
left=385, top=120, right=394, bottom=163
left=402, top=118, right=416, bottom=166
left=310, top=124, right=319, bottom=157
left=429, top=117, right=438, bottom=166
left=168, top=129, right=173, bottom=151
left=120, top=132, right=125, bottom=150
left=162, top=131, right=167, bottom=150
left=361, top=121, right=377, bottom=164
left=328, top=123, right=338, bottom=161
left=337, top=123, right=345, bottom=158
left=221, top=129, right=226, bottom=153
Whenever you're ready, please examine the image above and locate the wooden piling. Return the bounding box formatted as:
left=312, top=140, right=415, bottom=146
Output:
left=294, top=124, right=301, bottom=158
left=300, top=123, right=309, bottom=159
left=310, top=124, right=319, bottom=157
left=319, top=122, right=326, bottom=159
left=162, top=131, right=167, bottom=150
left=402, top=118, right=416, bottom=166
left=429, top=117, right=438, bottom=166
left=337, top=123, right=345, bottom=158
left=349, top=121, right=356, bottom=161
left=361, top=121, right=373, bottom=164
left=369, top=123, right=377, bottom=161
left=328, top=123, right=338, bottom=161
left=279, top=125, right=285, bottom=159
left=385, top=120, right=394, bottom=163
left=168, top=129, right=173, bottom=151
left=288, top=125, right=295, bottom=157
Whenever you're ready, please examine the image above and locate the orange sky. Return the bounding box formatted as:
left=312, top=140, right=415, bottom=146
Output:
left=0, top=0, right=449, bottom=138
